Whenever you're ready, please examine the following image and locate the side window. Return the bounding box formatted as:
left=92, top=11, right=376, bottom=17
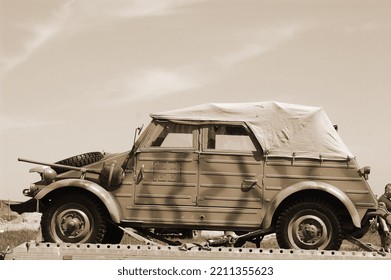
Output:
left=148, top=122, right=196, bottom=148
left=206, top=125, right=256, bottom=152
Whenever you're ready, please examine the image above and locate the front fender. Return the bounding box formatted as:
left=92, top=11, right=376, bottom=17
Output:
left=261, top=181, right=361, bottom=228
left=34, top=179, right=123, bottom=223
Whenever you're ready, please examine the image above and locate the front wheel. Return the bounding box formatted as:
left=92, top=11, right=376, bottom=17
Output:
left=41, top=193, right=107, bottom=243
left=276, top=199, right=343, bottom=250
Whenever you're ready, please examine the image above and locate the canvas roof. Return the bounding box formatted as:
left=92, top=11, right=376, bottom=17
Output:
left=150, top=101, right=354, bottom=160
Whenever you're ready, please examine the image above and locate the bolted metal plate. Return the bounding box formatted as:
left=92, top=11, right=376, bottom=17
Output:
left=4, top=242, right=391, bottom=260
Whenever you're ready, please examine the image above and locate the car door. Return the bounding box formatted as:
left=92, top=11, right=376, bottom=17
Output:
left=198, top=124, right=264, bottom=209
left=134, top=121, right=199, bottom=206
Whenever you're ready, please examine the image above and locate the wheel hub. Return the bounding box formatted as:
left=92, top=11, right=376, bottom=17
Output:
left=61, top=216, right=83, bottom=236
left=299, top=222, right=322, bottom=244
left=289, top=214, right=329, bottom=249
left=56, top=209, right=91, bottom=241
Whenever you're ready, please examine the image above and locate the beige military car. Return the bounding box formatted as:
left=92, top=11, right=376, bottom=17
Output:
left=19, top=101, right=380, bottom=250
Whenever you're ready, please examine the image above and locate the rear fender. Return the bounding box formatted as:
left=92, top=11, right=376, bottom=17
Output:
left=262, top=181, right=361, bottom=228
left=34, top=179, right=122, bottom=223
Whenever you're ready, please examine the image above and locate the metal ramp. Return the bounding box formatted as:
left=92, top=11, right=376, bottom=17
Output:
left=3, top=241, right=391, bottom=260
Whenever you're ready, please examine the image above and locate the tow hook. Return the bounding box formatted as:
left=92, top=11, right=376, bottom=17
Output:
left=344, top=234, right=387, bottom=257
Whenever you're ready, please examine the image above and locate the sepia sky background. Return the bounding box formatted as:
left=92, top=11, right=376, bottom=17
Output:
left=1, top=0, right=391, bottom=201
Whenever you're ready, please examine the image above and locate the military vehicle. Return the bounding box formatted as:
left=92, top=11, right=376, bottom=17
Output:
left=17, top=101, right=389, bottom=251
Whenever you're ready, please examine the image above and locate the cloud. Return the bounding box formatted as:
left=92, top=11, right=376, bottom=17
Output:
left=128, top=69, right=199, bottom=97
left=70, top=0, right=203, bottom=21
left=115, top=0, right=203, bottom=18
left=1, top=0, right=203, bottom=76
left=91, top=68, right=201, bottom=107
left=220, top=44, right=271, bottom=66
left=84, top=24, right=304, bottom=107
left=344, top=22, right=391, bottom=33
left=0, top=116, right=64, bottom=132
left=1, top=0, right=74, bottom=75
left=217, top=24, right=303, bottom=67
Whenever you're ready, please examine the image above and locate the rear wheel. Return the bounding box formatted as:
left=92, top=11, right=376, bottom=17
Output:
left=276, top=199, right=343, bottom=250
left=41, top=193, right=107, bottom=243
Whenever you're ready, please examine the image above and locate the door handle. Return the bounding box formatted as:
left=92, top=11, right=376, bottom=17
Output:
left=136, top=164, right=144, bottom=183
left=241, top=179, right=257, bottom=191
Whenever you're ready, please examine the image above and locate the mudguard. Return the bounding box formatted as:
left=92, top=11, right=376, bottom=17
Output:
left=261, top=181, right=362, bottom=229
left=34, top=178, right=123, bottom=223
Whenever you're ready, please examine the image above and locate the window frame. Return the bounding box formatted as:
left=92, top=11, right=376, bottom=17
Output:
left=140, top=121, right=199, bottom=151
left=201, top=122, right=260, bottom=155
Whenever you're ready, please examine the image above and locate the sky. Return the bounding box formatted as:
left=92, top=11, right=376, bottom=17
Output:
left=0, top=0, right=391, bottom=201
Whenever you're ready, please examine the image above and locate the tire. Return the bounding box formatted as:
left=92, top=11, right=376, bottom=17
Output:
left=41, top=193, right=107, bottom=243
left=276, top=198, right=343, bottom=250
left=53, top=152, right=104, bottom=174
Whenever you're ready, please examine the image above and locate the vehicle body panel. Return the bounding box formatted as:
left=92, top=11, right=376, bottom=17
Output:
left=24, top=102, right=379, bottom=235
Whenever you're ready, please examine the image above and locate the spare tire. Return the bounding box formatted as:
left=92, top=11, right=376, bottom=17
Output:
left=53, top=152, right=104, bottom=174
